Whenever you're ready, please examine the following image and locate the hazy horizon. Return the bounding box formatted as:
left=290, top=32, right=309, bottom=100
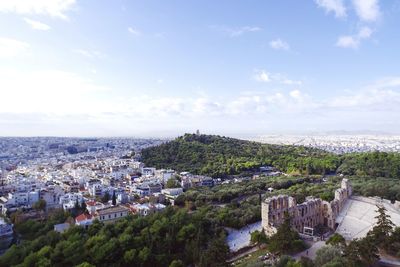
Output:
left=1, top=129, right=400, bottom=139
left=1, top=0, right=400, bottom=136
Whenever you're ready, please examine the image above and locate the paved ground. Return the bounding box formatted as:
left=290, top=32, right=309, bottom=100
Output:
left=379, top=258, right=400, bottom=266
left=293, top=241, right=326, bottom=260
left=336, top=196, right=400, bottom=240
left=226, top=221, right=262, bottom=252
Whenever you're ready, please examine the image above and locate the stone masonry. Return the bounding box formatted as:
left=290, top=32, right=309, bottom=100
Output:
left=261, top=178, right=352, bottom=236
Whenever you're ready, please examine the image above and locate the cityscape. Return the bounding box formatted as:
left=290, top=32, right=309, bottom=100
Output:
left=1, top=0, right=400, bottom=266
left=254, top=134, right=400, bottom=154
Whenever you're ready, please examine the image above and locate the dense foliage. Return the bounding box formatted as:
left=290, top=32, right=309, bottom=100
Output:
left=338, top=152, right=400, bottom=178
left=175, top=176, right=324, bottom=228
left=0, top=207, right=229, bottom=267
left=142, top=134, right=338, bottom=178
left=350, top=176, right=400, bottom=201
left=268, top=213, right=306, bottom=254
left=142, top=134, right=400, bottom=179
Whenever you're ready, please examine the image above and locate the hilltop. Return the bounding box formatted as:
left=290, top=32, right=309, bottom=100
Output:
left=141, top=134, right=339, bottom=177
left=141, top=134, right=400, bottom=179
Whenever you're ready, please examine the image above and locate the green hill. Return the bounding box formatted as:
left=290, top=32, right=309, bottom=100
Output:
left=142, top=134, right=400, bottom=179
left=141, top=134, right=339, bottom=177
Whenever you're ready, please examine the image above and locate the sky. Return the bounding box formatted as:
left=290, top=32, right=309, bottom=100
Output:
left=0, top=0, right=400, bottom=137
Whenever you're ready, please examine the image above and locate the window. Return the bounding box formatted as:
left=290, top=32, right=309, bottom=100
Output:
left=109, top=214, right=111, bottom=219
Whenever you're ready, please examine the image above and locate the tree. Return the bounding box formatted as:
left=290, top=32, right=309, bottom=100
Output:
left=199, top=234, right=229, bottom=267
left=102, top=192, right=110, bottom=203
left=0, top=206, right=230, bottom=267
left=368, top=205, right=395, bottom=247
left=33, top=199, right=47, bottom=211
left=326, top=233, right=346, bottom=248
left=250, top=229, right=268, bottom=245
left=387, top=227, right=400, bottom=257
left=298, top=257, right=314, bottom=267
left=112, top=191, right=117, bottom=206
left=169, top=259, right=184, bottom=267
left=74, top=199, right=80, bottom=210
left=166, top=178, right=181, bottom=188
left=344, top=236, right=379, bottom=267
left=81, top=200, right=87, bottom=211
left=268, top=212, right=305, bottom=254
left=123, top=249, right=137, bottom=265
left=76, top=262, right=96, bottom=267
left=274, top=255, right=300, bottom=267
left=315, top=246, right=343, bottom=267
left=138, top=247, right=150, bottom=265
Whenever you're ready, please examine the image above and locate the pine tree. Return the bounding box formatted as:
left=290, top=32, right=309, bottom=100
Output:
left=81, top=200, right=87, bottom=211
left=345, top=236, right=379, bottom=266
left=268, top=212, right=304, bottom=253
left=112, top=191, right=117, bottom=206
left=74, top=199, right=80, bottom=210
left=368, top=205, right=395, bottom=246
left=102, top=192, right=110, bottom=203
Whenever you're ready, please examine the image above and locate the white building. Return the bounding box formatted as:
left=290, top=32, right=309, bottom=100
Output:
left=59, top=193, right=83, bottom=210
left=40, top=187, right=64, bottom=208
left=131, top=203, right=166, bottom=216
left=86, top=200, right=106, bottom=214
left=156, top=169, right=175, bottom=183
left=6, top=191, right=39, bottom=206
left=96, top=206, right=129, bottom=223
left=161, top=188, right=183, bottom=205
left=89, top=184, right=103, bottom=197
left=141, top=167, right=156, bottom=177
left=75, top=213, right=93, bottom=228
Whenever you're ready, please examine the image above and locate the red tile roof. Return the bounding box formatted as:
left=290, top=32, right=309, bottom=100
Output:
left=75, top=213, right=93, bottom=222
left=86, top=200, right=96, bottom=206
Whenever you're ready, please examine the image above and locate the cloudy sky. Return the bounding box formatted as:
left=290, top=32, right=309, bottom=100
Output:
left=0, top=0, right=400, bottom=137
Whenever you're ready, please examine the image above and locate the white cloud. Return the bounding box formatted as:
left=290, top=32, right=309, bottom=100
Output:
left=0, top=37, right=29, bottom=58
left=23, top=18, right=51, bottom=30
left=336, top=35, right=359, bottom=49
left=212, top=25, right=262, bottom=37
left=315, top=0, right=347, bottom=18
left=358, top=26, right=373, bottom=39
left=254, top=70, right=270, bottom=82
left=315, top=0, right=380, bottom=49
left=352, top=0, right=381, bottom=22
left=128, top=27, right=141, bottom=36
left=336, top=27, right=373, bottom=49
left=289, top=90, right=302, bottom=99
left=329, top=88, right=400, bottom=109
left=192, top=98, right=222, bottom=115
left=0, top=67, right=310, bottom=119
left=282, top=79, right=303, bottom=86
left=320, top=78, right=400, bottom=116
left=73, top=49, right=104, bottom=59
left=0, top=0, right=77, bottom=19
left=254, top=70, right=302, bottom=85
left=2, top=71, right=400, bottom=135
left=229, top=26, right=261, bottom=37
left=269, top=38, right=290, bottom=50
left=0, top=68, right=109, bottom=114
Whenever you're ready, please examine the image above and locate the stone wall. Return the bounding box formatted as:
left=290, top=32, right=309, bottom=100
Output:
left=261, top=178, right=352, bottom=236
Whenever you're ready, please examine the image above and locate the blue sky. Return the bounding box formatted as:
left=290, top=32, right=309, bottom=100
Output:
left=0, top=0, right=400, bottom=137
